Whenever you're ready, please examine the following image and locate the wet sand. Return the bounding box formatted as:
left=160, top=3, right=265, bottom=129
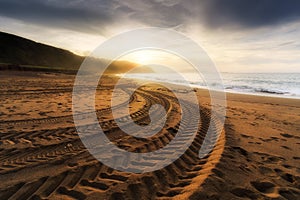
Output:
left=0, top=71, right=299, bottom=200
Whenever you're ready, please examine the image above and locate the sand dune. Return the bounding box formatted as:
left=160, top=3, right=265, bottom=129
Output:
left=0, top=71, right=299, bottom=199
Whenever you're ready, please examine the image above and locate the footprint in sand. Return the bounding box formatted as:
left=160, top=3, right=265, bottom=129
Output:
left=258, top=165, right=274, bottom=175
left=280, top=133, right=294, bottom=138
left=241, top=134, right=254, bottom=139
left=230, top=187, right=259, bottom=199
left=251, top=180, right=276, bottom=194
left=278, top=187, right=300, bottom=200
left=281, top=145, right=291, bottom=150
left=280, top=173, right=296, bottom=184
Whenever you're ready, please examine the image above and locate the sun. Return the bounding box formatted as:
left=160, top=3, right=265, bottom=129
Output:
left=126, top=50, right=155, bottom=65
left=119, top=49, right=186, bottom=72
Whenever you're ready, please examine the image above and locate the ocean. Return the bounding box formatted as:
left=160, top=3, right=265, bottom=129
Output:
left=123, top=72, right=300, bottom=99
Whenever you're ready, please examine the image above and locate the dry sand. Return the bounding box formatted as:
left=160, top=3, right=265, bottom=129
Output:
left=0, top=71, right=299, bottom=200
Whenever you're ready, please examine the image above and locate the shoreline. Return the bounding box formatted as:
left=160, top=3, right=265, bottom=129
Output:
left=123, top=75, right=300, bottom=101
left=120, top=73, right=300, bottom=100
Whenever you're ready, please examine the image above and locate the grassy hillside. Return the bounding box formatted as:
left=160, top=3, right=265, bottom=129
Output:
left=0, top=31, right=84, bottom=70
left=0, top=31, right=153, bottom=74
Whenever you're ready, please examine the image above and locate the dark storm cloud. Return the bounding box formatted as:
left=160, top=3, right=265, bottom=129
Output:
left=0, top=0, right=188, bottom=34
left=200, top=0, right=300, bottom=28
left=1, top=0, right=300, bottom=33
left=0, top=0, right=133, bottom=34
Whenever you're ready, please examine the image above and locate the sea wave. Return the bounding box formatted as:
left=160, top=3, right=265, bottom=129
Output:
left=123, top=73, right=300, bottom=99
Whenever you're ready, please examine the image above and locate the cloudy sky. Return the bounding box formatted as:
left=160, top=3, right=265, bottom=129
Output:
left=1, top=0, right=300, bottom=72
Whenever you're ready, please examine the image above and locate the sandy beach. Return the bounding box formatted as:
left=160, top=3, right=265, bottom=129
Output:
left=0, top=71, right=299, bottom=200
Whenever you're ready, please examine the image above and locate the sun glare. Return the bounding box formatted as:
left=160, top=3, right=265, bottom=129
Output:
left=134, top=52, right=153, bottom=64
left=124, top=50, right=157, bottom=65
left=118, top=49, right=193, bottom=73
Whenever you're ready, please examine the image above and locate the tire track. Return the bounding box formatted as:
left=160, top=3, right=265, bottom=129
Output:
left=0, top=89, right=161, bottom=171
left=0, top=86, right=226, bottom=200
left=0, top=89, right=138, bottom=129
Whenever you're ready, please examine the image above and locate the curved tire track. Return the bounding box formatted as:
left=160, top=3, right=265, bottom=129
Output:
left=0, top=86, right=226, bottom=200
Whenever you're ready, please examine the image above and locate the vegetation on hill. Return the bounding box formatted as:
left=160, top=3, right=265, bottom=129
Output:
left=0, top=31, right=153, bottom=74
